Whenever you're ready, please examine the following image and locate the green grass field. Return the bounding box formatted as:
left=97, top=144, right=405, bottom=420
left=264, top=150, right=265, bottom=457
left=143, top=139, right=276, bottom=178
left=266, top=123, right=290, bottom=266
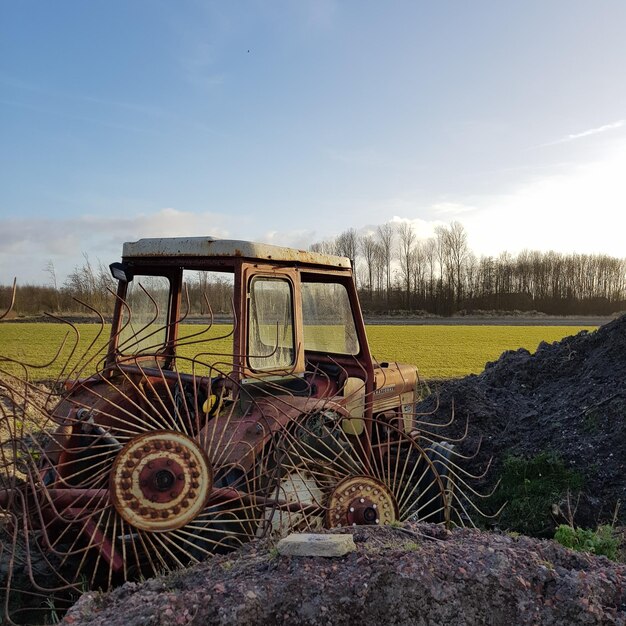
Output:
left=366, top=325, right=596, bottom=379
left=0, top=322, right=596, bottom=382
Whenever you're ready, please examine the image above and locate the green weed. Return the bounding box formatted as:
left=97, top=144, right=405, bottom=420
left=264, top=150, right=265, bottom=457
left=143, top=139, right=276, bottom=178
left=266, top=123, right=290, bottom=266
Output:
left=489, top=452, right=584, bottom=537
left=554, top=524, right=619, bottom=561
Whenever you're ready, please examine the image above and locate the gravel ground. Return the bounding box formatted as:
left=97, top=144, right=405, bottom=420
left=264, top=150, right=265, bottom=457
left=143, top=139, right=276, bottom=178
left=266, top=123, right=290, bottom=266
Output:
left=63, top=523, right=626, bottom=626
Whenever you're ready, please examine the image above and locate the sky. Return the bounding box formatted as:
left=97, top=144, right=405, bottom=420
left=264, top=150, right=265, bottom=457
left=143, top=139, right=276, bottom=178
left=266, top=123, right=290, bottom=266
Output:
left=1, top=1, right=626, bottom=284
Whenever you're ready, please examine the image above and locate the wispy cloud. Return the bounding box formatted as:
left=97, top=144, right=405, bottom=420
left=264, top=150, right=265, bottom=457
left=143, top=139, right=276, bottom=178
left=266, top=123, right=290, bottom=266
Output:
left=538, top=120, right=625, bottom=147
left=0, top=73, right=169, bottom=119
left=565, top=120, right=625, bottom=141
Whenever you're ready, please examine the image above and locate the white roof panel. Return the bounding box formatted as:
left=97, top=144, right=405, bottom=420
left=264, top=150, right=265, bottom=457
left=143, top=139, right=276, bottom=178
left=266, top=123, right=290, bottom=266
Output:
left=122, top=237, right=352, bottom=269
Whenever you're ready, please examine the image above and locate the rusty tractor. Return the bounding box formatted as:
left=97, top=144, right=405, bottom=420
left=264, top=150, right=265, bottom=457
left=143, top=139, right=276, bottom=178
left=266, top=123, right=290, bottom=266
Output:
left=0, top=237, right=484, bottom=623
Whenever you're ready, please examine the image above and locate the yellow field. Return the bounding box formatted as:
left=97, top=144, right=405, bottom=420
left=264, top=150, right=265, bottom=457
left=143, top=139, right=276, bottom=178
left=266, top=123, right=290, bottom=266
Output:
left=0, top=322, right=596, bottom=382
left=366, top=325, right=595, bottom=379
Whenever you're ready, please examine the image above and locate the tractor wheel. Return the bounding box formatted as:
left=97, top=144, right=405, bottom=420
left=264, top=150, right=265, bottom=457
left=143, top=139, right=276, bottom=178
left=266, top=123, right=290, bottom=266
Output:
left=257, top=411, right=456, bottom=535
left=0, top=368, right=270, bottom=620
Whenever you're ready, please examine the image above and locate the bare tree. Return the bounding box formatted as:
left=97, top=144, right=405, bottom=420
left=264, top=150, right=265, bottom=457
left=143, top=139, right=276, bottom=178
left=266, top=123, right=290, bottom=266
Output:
left=397, top=222, right=416, bottom=308
left=335, top=228, right=359, bottom=261
left=447, top=221, right=469, bottom=308
left=64, top=253, right=115, bottom=314
left=422, top=237, right=438, bottom=304
left=309, top=240, right=337, bottom=255
left=376, top=223, right=395, bottom=308
left=359, top=233, right=378, bottom=297
left=410, top=240, right=426, bottom=307
left=44, top=260, right=60, bottom=312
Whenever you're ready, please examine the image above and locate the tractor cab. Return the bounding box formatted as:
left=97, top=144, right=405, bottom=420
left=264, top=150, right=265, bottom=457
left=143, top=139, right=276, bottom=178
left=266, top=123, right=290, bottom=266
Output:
left=106, top=236, right=419, bottom=430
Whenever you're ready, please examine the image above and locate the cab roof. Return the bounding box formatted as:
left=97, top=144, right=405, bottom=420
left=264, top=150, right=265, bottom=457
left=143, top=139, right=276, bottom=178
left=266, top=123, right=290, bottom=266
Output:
left=122, top=236, right=352, bottom=270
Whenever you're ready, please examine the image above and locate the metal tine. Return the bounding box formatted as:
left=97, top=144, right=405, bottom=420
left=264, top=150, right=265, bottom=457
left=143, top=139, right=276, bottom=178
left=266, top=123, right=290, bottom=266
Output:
left=60, top=360, right=185, bottom=437
left=43, top=297, right=109, bottom=384
left=114, top=282, right=218, bottom=358
left=413, top=410, right=472, bottom=445
left=414, top=397, right=459, bottom=430
left=448, top=483, right=505, bottom=523
left=91, top=363, right=181, bottom=434
left=418, top=431, right=484, bottom=462
left=275, top=407, right=364, bottom=479
left=106, top=288, right=135, bottom=355
left=439, top=462, right=501, bottom=507
left=0, top=278, right=16, bottom=321
left=114, top=283, right=162, bottom=354
left=423, top=448, right=492, bottom=485
left=9, top=497, right=76, bottom=595
left=174, top=288, right=235, bottom=348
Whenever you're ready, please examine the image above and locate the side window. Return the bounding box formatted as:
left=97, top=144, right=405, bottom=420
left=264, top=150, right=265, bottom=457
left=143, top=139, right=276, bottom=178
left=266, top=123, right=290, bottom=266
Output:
left=301, top=282, right=359, bottom=355
left=248, top=277, right=295, bottom=371
left=118, top=276, right=170, bottom=355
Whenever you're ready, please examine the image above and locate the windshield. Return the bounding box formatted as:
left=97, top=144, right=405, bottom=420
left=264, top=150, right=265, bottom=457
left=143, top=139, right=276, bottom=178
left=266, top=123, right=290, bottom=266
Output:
left=117, top=270, right=236, bottom=364
left=301, top=281, right=359, bottom=355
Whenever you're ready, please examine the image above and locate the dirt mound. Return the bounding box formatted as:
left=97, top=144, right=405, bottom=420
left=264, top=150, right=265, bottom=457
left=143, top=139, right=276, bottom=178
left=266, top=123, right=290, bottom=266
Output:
left=418, top=313, right=626, bottom=528
left=62, top=524, right=626, bottom=626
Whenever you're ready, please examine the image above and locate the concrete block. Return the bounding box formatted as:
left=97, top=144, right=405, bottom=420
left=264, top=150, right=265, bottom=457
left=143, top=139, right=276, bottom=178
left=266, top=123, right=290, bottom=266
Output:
left=276, top=533, right=356, bottom=557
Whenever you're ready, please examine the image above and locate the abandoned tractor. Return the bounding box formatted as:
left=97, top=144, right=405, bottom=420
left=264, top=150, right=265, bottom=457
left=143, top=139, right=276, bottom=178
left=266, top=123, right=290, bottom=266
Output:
left=0, top=237, right=478, bottom=623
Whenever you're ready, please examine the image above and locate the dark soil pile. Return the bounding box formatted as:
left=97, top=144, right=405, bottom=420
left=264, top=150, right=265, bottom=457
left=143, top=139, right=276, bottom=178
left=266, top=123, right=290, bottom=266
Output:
left=418, top=313, right=626, bottom=528
left=62, top=524, right=626, bottom=626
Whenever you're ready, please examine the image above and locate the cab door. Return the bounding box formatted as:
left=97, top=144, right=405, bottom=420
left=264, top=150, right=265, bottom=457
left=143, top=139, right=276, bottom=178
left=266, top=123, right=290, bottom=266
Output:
left=240, top=264, right=305, bottom=379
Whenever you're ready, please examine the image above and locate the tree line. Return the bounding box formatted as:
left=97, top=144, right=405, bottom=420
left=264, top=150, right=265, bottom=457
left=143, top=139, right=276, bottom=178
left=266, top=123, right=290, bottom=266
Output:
left=311, top=221, right=626, bottom=316
left=1, top=222, right=625, bottom=317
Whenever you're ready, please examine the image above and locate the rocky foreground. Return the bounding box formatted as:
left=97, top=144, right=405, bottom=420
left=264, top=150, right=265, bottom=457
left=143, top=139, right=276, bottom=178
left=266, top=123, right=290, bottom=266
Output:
left=63, top=524, right=626, bottom=626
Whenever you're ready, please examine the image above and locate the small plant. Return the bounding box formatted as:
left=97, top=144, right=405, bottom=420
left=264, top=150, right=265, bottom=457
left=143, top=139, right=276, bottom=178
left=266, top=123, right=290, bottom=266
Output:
left=554, top=524, right=619, bottom=561
left=489, top=452, right=584, bottom=537
left=416, top=380, right=433, bottom=401
left=44, top=597, right=60, bottom=624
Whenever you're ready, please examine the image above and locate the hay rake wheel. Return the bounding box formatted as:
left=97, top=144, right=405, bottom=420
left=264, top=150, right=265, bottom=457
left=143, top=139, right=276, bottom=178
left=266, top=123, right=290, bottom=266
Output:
left=0, top=315, right=272, bottom=624
left=257, top=409, right=471, bottom=536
